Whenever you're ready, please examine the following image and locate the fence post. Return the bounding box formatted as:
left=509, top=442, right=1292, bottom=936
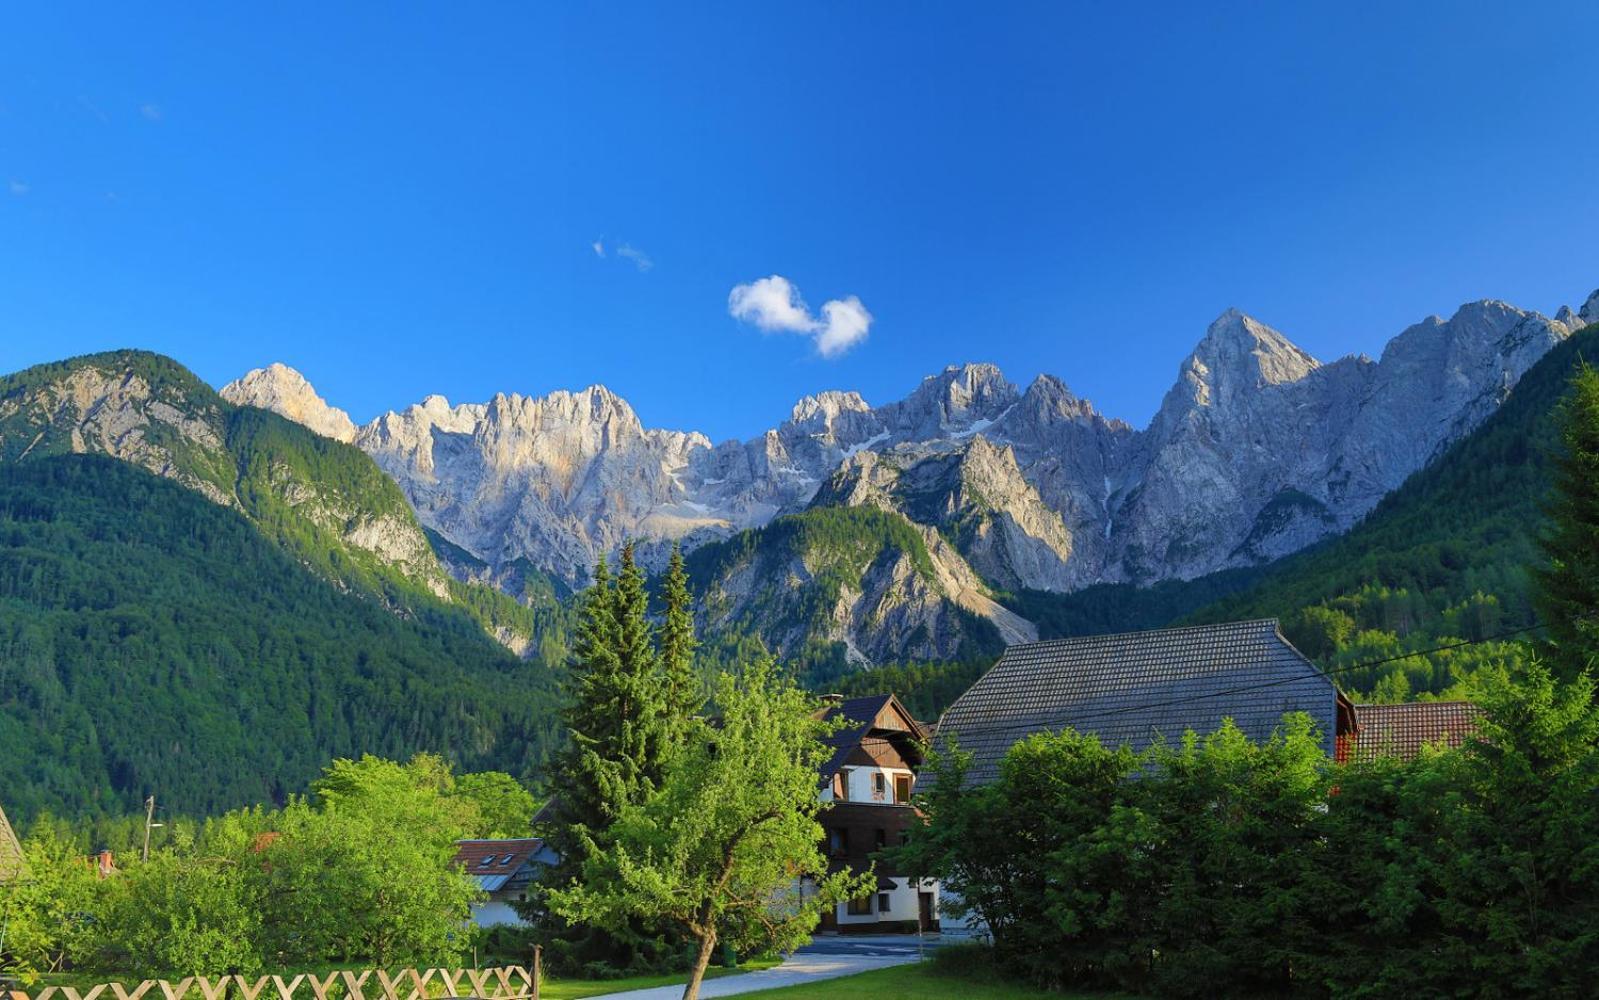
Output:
left=532, top=948, right=541, bottom=1000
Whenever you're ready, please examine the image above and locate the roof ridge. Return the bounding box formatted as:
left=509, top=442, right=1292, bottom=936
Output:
left=1005, top=617, right=1281, bottom=651
left=455, top=837, right=543, bottom=845
left=1356, top=700, right=1479, bottom=710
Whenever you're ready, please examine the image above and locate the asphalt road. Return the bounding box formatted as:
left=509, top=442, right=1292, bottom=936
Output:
left=582, top=934, right=942, bottom=999
left=794, top=933, right=946, bottom=958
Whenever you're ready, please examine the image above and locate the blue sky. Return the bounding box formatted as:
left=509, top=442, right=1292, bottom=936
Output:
left=3, top=3, right=1597, bottom=441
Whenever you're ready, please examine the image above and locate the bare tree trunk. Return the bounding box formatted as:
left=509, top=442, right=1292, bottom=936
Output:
left=682, top=926, right=719, bottom=1000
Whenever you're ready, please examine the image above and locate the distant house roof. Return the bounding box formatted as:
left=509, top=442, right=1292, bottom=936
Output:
left=936, top=619, right=1346, bottom=784
left=817, top=693, right=927, bottom=782
left=452, top=838, right=547, bottom=892
left=0, top=801, right=23, bottom=881
left=1343, top=701, right=1481, bottom=763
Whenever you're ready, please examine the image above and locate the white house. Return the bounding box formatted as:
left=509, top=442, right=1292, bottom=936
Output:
left=453, top=837, right=558, bottom=927
left=813, top=693, right=940, bottom=934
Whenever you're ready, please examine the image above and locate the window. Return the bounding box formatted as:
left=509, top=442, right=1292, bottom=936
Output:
left=874, top=828, right=886, bottom=850
left=832, top=770, right=847, bottom=801
left=847, top=893, right=873, bottom=916
left=872, top=771, right=887, bottom=802
left=878, top=893, right=891, bottom=914
left=894, top=773, right=912, bottom=804
left=829, top=827, right=849, bottom=858
left=899, top=829, right=911, bottom=846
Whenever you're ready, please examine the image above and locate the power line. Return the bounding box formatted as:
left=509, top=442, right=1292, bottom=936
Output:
left=845, top=622, right=1547, bottom=747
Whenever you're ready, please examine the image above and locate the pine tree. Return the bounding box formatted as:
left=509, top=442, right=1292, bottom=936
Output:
left=659, top=543, right=702, bottom=739
left=612, top=541, right=671, bottom=796
left=1535, top=363, right=1599, bottom=681
left=529, top=549, right=684, bottom=972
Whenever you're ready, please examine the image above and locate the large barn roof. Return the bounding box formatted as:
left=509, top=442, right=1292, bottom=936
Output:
left=935, top=619, right=1342, bottom=783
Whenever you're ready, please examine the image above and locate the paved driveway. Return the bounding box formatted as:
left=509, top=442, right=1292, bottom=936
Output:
left=581, top=934, right=942, bottom=999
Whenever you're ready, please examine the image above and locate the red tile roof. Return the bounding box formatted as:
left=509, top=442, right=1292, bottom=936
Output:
left=1346, top=701, right=1481, bottom=762
left=452, top=837, right=545, bottom=871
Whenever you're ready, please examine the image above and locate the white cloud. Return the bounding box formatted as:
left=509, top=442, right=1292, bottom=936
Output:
left=140, top=103, right=162, bottom=121
left=8, top=179, right=27, bottom=196
left=727, top=275, right=872, bottom=358
left=616, top=243, right=652, bottom=272
left=815, top=295, right=873, bottom=358
left=591, top=239, right=605, bottom=257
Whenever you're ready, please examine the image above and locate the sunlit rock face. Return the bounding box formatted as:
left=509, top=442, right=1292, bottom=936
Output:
left=228, top=290, right=1579, bottom=595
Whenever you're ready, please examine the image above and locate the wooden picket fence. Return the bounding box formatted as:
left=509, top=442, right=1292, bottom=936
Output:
left=5, top=962, right=540, bottom=1000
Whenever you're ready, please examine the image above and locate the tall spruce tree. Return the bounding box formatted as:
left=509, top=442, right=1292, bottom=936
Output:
left=530, top=546, right=691, bottom=972
left=1536, top=363, right=1599, bottom=681
left=659, top=544, right=701, bottom=739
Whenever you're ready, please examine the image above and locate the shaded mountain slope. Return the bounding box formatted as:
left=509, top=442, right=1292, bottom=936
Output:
left=0, top=456, right=562, bottom=823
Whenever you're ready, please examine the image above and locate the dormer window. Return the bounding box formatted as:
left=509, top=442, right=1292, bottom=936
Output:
left=872, top=772, right=887, bottom=802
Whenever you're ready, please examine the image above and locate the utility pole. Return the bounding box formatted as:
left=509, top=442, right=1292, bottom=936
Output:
left=142, top=795, right=158, bottom=862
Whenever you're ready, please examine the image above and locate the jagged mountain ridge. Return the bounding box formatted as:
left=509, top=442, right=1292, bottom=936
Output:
left=225, top=288, right=1597, bottom=610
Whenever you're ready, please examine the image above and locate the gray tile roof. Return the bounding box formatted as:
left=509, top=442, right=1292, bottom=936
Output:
left=935, top=619, right=1339, bottom=784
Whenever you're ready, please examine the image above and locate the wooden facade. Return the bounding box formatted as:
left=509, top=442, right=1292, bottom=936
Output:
left=814, top=693, right=937, bottom=934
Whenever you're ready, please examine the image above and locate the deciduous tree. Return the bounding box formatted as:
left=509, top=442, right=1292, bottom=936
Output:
left=549, top=659, right=869, bottom=1000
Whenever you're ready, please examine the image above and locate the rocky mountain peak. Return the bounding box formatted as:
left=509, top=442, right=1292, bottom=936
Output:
left=1192, top=310, right=1320, bottom=389
left=221, top=363, right=357, bottom=443
left=786, top=390, right=873, bottom=432
left=1581, top=289, right=1599, bottom=327
left=888, top=362, right=1019, bottom=437
left=1009, top=373, right=1114, bottom=428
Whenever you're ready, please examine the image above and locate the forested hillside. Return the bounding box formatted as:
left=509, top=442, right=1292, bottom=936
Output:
left=0, top=350, right=548, bottom=654
left=686, top=506, right=1008, bottom=680
left=0, top=456, right=563, bottom=822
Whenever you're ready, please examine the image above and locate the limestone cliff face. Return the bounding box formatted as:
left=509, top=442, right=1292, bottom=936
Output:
left=222, top=285, right=1592, bottom=660
left=221, top=363, right=357, bottom=443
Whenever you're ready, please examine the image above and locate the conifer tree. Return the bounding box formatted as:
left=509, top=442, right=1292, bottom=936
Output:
left=659, top=543, right=702, bottom=737
left=530, top=548, right=684, bottom=971
left=1535, top=363, right=1599, bottom=681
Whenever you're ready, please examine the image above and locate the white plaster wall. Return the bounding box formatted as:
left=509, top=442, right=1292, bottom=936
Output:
left=820, top=765, right=916, bottom=804
left=470, top=899, right=524, bottom=928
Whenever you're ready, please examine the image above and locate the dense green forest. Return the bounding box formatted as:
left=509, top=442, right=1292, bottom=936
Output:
left=0, top=456, right=563, bottom=823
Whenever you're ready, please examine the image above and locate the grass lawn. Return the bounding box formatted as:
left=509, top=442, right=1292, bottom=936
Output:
left=540, top=957, right=782, bottom=999
left=745, top=962, right=1129, bottom=999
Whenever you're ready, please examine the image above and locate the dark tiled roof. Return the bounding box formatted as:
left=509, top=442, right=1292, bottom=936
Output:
left=818, top=693, right=925, bottom=781
left=935, top=619, right=1339, bottom=784
left=1348, top=701, right=1480, bottom=762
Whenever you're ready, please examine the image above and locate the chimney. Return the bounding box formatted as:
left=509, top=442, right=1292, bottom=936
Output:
left=96, top=850, right=115, bottom=878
